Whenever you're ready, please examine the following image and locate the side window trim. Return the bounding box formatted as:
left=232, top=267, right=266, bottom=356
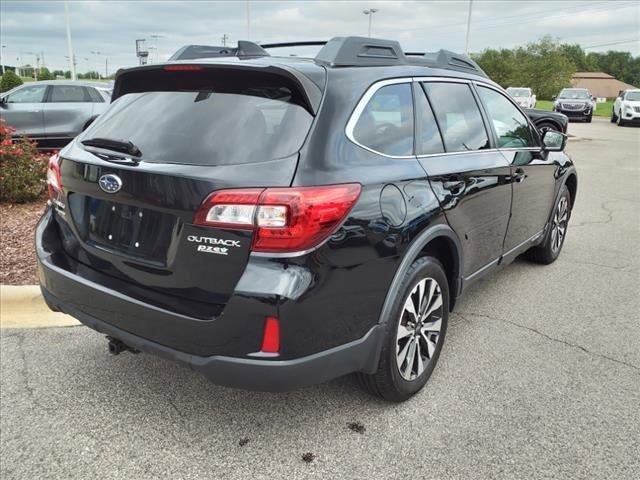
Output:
left=472, top=81, right=542, bottom=149
left=345, top=78, right=414, bottom=159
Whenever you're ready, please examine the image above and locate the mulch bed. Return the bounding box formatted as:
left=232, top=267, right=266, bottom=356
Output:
left=1, top=200, right=47, bottom=285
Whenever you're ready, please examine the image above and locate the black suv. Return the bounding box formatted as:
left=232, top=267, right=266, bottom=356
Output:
left=37, top=37, right=577, bottom=401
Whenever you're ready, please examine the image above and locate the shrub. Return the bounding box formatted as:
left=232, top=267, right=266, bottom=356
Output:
left=0, top=70, right=23, bottom=93
left=0, top=120, right=49, bottom=203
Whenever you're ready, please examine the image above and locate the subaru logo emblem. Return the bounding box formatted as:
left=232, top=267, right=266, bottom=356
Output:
left=98, top=174, right=122, bottom=194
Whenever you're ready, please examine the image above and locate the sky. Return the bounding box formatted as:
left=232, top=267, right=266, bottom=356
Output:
left=1, top=0, right=639, bottom=74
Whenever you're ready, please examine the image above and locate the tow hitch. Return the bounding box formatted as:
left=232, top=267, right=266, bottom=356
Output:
left=107, top=337, right=140, bottom=355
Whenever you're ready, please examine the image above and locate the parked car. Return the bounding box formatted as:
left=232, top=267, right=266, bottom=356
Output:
left=506, top=87, right=536, bottom=108
left=611, top=88, right=640, bottom=126
left=0, top=80, right=111, bottom=149
left=553, top=88, right=594, bottom=122
left=524, top=108, right=568, bottom=133
left=37, top=37, right=577, bottom=402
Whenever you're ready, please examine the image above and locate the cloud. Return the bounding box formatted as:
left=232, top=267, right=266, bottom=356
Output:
left=0, top=0, right=637, bottom=73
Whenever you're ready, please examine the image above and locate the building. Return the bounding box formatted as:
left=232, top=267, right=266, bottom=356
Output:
left=571, top=72, right=637, bottom=99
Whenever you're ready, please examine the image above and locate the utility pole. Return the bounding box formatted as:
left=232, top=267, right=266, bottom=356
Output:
left=221, top=34, right=229, bottom=47
left=64, top=0, right=76, bottom=80
left=246, top=0, right=251, bottom=39
left=0, top=45, right=5, bottom=75
left=363, top=9, right=379, bottom=38
left=464, top=0, right=473, bottom=55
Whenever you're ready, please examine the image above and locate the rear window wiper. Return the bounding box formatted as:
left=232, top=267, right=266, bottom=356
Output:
left=81, top=137, right=142, bottom=157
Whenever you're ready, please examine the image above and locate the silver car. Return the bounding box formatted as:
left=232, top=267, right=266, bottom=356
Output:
left=0, top=80, right=111, bottom=149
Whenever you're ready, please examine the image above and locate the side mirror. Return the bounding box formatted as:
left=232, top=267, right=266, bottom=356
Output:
left=542, top=129, right=566, bottom=152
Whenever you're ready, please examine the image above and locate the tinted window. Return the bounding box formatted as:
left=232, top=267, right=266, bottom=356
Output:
left=6, top=85, right=47, bottom=103
left=83, top=76, right=313, bottom=166
left=477, top=86, right=537, bottom=148
left=415, top=86, right=444, bottom=155
left=422, top=82, right=489, bottom=153
left=50, top=85, right=90, bottom=103
left=87, top=87, right=105, bottom=103
left=353, top=83, right=414, bottom=156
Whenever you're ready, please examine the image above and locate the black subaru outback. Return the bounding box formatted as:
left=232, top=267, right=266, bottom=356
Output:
left=37, top=37, right=577, bottom=402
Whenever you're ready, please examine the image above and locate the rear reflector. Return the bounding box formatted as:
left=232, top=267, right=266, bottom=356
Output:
left=261, top=317, right=280, bottom=353
left=193, top=184, right=361, bottom=253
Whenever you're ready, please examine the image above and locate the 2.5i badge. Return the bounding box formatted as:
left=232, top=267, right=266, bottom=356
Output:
left=187, top=235, right=241, bottom=256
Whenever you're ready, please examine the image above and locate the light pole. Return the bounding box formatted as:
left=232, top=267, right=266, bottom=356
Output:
left=91, top=50, right=104, bottom=78
left=363, top=8, right=379, bottom=38
left=246, top=0, right=251, bottom=39
left=1, top=45, right=5, bottom=75
left=64, top=0, right=76, bottom=80
left=464, top=0, right=473, bottom=55
left=150, top=34, right=164, bottom=63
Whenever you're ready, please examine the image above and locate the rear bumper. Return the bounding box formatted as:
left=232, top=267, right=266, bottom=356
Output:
left=36, top=208, right=382, bottom=391
left=40, top=286, right=381, bottom=391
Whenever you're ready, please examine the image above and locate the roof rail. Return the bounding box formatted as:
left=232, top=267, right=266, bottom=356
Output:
left=168, top=36, right=486, bottom=77
left=315, top=36, right=406, bottom=67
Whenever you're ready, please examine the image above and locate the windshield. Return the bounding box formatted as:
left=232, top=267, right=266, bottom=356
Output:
left=81, top=82, right=313, bottom=166
left=507, top=88, right=530, bottom=97
left=559, top=89, right=590, bottom=100
left=625, top=91, right=640, bottom=101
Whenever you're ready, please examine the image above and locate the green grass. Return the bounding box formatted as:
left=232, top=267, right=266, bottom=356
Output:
left=535, top=99, right=613, bottom=117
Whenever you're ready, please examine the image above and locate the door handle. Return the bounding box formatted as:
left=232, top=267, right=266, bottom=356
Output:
left=28, top=110, right=40, bottom=113
left=512, top=168, right=526, bottom=183
left=443, top=179, right=465, bottom=194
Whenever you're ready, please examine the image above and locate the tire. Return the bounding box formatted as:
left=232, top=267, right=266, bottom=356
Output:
left=617, top=111, right=625, bottom=127
left=358, top=256, right=449, bottom=402
left=537, top=121, right=559, bottom=133
left=527, top=186, right=571, bottom=265
left=611, top=108, right=617, bottom=123
left=586, top=115, right=592, bottom=123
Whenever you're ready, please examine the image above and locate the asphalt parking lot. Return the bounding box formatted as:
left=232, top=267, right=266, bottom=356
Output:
left=1, top=118, right=639, bottom=480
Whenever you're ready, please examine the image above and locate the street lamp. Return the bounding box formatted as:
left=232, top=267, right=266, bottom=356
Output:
left=150, top=34, right=164, bottom=63
left=363, top=8, right=379, bottom=38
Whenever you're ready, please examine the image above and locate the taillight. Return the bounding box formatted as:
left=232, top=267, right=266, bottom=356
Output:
left=163, top=64, right=203, bottom=71
left=46, top=153, right=62, bottom=199
left=193, top=184, right=362, bottom=253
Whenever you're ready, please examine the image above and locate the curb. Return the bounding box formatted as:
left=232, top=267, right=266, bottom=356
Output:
left=0, top=285, right=80, bottom=329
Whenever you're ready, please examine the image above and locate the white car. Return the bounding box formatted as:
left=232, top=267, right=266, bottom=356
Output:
left=506, top=87, right=536, bottom=109
left=611, top=89, right=640, bottom=126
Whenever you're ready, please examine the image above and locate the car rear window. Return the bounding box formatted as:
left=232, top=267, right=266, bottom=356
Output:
left=82, top=70, right=314, bottom=166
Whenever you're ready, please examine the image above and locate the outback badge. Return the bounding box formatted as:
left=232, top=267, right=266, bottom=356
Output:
left=98, top=174, right=123, bottom=194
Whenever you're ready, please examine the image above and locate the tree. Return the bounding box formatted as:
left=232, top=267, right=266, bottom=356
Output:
left=38, top=67, right=54, bottom=81
left=0, top=70, right=23, bottom=92
left=474, top=36, right=576, bottom=99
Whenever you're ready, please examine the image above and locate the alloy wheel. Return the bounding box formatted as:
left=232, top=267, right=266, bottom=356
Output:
left=551, top=196, right=568, bottom=254
left=396, top=277, right=444, bottom=381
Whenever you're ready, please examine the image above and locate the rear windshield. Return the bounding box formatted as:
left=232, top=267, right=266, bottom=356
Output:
left=82, top=70, right=313, bottom=166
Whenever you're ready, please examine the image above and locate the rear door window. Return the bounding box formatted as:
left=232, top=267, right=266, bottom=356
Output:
left=83, top=70, right=314, bottom=166
left=415, top=86, right=445, bottom=155
left=50, top=85, right=91, bottom=103
left=422, top=82, right=490, bottom=153
left=352, top=82, right=414, bottom=156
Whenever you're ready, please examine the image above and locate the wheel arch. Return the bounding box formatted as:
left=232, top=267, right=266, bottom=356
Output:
left=564, top=172, right=578, bottom=210
left=378, top=224, right=463, bottom=328
left=536, top=118, right=562, bottom=132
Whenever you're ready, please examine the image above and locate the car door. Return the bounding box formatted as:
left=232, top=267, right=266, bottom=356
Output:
left=416, top=80, right=512, bottom=279
left=475, top=84, right=556, bottom=254
left=0, top=84, right=48, bottom=136
left=42, top=84, right=95, bottom=139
